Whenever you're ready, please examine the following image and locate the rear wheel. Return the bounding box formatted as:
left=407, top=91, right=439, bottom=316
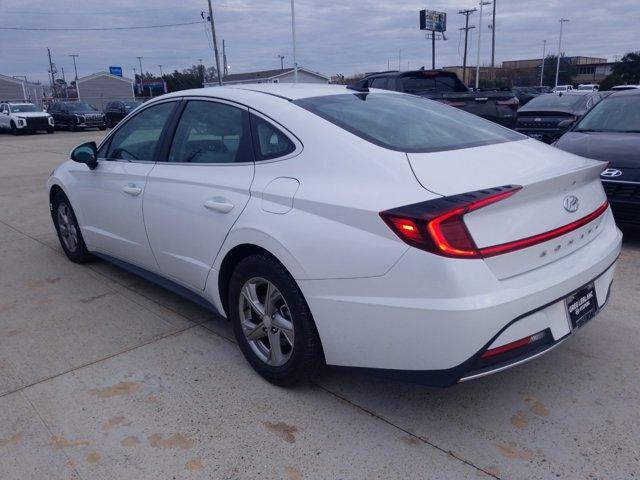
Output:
left=228, top=254, right=323, bottom=386
left=47, top=128, right=54, bottom=134
left=10, top=121, right=18, bottom=135
left=51, top=191, right=93, bottom=263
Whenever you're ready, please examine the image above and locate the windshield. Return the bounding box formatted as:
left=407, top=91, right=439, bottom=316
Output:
left=575, top=95, right=640, bottom=133
left=524, top=94, right=585, bottom=109
left=578, top=86, right=595, bottom=91
left=122, top=101, right=141, bottom=109
left=294, top=93, right=524, bottom=153
left=67, top=102, right=96, bottom=112
left=10, top=104, right=41, bottom=113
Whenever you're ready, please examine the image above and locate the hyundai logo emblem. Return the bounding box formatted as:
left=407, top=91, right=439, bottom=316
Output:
left=563, top=195, right=580, bottom=213
left=601, top=168, right=622, bottom=178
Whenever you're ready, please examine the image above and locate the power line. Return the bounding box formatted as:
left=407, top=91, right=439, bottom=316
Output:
left=0, top=21, right=205, bottom=31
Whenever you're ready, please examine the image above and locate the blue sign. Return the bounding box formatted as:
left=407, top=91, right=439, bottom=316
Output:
left=109, top=66, right=123, bottom=77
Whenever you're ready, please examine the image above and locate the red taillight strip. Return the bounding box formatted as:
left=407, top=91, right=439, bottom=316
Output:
left=481, top=337, right=531, bottom=358
left=478, top=199, right=609, bottom=258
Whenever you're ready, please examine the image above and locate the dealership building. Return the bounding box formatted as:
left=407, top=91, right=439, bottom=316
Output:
left=76, top=71, right=135, bottom=109
left=0, top=73, right=44, bottom=106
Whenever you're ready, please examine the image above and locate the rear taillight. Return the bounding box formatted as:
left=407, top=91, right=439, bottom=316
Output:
left=481, top=331, right=546, bottom=359
left=380, top=186, right=522, bottom=259
left=497, top=97, right=520, bottom=111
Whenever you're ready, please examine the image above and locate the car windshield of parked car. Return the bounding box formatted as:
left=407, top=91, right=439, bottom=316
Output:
left=122, top=101, right=140, bottom=109
left=524, top=94, right=585, bottom=109
left=67, top=102, right=96, bottom=112
left=10, top=104, right=41, bottom=113
left=294, top=93, right=524, bottom=152
left=574, top=95, right=640, bottom=133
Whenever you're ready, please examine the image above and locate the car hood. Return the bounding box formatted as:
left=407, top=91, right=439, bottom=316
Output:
left=13, top=111, right=50, bottom=118
left=555, top=131, right=640, bottom=182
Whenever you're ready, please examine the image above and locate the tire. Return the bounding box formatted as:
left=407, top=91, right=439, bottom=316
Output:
left=10, top=121, right=18, bottom=135
left=228, top=254, right=324, bottom=386
left=99, top=126, right=106, bottom=131
left=51, top=191, right=93, bottom=264
left=47, top=128, right=54, bottom=134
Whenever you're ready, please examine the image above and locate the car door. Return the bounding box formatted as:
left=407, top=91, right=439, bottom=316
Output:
left=68, top=100, right=178, bottom=270
left=143, top=98, right=255, bottom=290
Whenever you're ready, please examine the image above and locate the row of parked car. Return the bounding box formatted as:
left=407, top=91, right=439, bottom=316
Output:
left=0, top=99, right=142, bottom=134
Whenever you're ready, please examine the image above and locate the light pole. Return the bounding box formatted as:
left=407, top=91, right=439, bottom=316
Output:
left=555, top=18, right=569, bottom=88
left=290, top=0, right=298, bottom=83
left=158, top=64, right=164, bottom=77
left=68, top=54, right=79, bottom=82
left=278, top=54, right=285, bottom=70
left=475, top=1, right=491, bottom=90
left=540, top=40, right=546, bottom=86
left=136, top=56, right=144, bottom=96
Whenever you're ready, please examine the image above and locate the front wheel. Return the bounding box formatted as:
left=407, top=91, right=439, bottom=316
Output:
left=10, top=121, right=18, bottom=135
left=51, top=191, right=93, bottom=263
left=228, top=254, right=324, bottom=386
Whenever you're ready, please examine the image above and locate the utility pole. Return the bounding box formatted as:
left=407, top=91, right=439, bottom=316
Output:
left=198, top=58, right=204, bottom=84
left=222, top=40, right=228, bottom=76
left=555, top=18, right=569, bottom=88
left=68, top=54, right=79, bottom=82
left=278, top=54, right=285, bottom=70
left=290, top=0, right=298, bottom=83
left=490, top=0, right=496, bottom=73
left=47, top=48, right=56, bottom=99
left=432, top=32, right=435, bottom=69
left=206, top=0, right=223, bottom=86
left=540, top=40, right=546, bottom=86
left=136, top=56, right=144, bottom=96
left=398, top=48, right=401, bottom=71
left=458, top=8, right=476, bottom=85
left=475, top=1, right=491, bottom=90
left=158, top=64, right=164, bottom=77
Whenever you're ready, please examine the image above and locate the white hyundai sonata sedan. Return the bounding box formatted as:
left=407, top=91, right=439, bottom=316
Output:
left=47, top=84, right=622, bottom=386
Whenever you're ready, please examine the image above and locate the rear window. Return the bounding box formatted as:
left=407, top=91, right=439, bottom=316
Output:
left=294, top=93, right=524, bottom=153
left=526, top=94, right=585, bottom=108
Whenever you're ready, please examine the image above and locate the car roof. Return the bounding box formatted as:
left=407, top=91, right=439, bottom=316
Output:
left=608, top=87, right=640, bottom=97
left=159, top=83, right=394, bottom=102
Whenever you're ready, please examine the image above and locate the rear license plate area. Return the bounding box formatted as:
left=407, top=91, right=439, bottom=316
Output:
left=565, top=283, right=597, bottom=329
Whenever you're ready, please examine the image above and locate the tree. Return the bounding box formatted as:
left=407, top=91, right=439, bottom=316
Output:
left=541, top=54, right=575, bottom=86
left=160, top=65, right=219, bottom=92
left=611, top=51, right=640, bottom=84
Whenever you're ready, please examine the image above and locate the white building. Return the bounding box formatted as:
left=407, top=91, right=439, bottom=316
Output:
left=204, top=67, right=329, bottom=86
left=0, top=74, right=44, bottom=106
left=76, top=71, right=135, bottom=110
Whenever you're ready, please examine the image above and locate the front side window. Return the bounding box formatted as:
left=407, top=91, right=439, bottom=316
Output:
left=250, top=115, right=296, bottom=160
left=107, top=101, right=175, bottom=161
left=575, top=95, right=640, bottom=133
left=169, top=100, right=252, bottom=164
left=294, top=93, right=524, bottom=153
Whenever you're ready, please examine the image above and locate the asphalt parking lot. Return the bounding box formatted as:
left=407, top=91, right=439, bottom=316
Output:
left=0, top=129, right=639, bottom=480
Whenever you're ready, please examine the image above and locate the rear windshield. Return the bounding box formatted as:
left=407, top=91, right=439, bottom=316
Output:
left=575, top=95, right=640, bottom=133
left=400, top=74, right=465, bottom=94
left=524, top=94, right=585, bottom=108
left=67, top=102, right=96, bottom=111
left=294, top=93, right=524, bottom=153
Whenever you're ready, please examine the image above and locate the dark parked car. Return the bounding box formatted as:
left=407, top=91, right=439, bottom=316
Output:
left=48, top=101, right=107, bottom=131
left=351, top=70, right=519, bottom=128
left=530, top=86, right=553, bottom=94
left=555, top=89, right=640, bottom=227
left=512, top=86, right=538, bottom=106
left=516, top=92, right=605, bottom=143
left=104, top=100, right=142, bottom=127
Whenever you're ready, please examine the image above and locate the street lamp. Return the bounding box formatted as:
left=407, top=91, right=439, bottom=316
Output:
left=68, top=54, right=79, bottom=82
left=475, top=1, right=491, bottom=90
left=540, top=40, right=546, bottom=87
left=278, top=54, right=285, bottom=70
left=555, top=19, right=569, bottom=88
left=290, top=0, right=298, bottom=83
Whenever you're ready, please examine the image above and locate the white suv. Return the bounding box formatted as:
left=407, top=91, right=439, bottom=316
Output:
left=0, top=102, right=54, bottom=134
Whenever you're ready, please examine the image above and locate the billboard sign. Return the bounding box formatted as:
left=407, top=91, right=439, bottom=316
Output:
left=419, top=10, right=447, bottom=32
left=109, top=66, right=123, bottom=77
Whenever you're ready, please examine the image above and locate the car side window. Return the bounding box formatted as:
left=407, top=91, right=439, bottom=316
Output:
left=370, top=77, right=389, bottom=90
left=106, top=101, right=175, bottom=162
left=168, top=100, right=253, bottom=164
left=250, top=114, right=296, bottom=161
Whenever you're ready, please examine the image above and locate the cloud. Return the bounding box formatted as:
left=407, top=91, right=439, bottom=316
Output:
left=1, top=0, right=637, bottom=84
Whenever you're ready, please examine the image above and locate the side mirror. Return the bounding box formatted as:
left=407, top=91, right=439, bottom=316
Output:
left=71, top=141, right=98, bottom=169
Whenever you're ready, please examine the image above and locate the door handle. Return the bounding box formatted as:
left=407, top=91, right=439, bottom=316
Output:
left=122, top=184, right=142, bottom=196
left=204, top=198, right=234, bottom=213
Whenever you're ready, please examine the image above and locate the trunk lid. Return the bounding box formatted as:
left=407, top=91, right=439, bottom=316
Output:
left=407, top=138, right=609, bottom=278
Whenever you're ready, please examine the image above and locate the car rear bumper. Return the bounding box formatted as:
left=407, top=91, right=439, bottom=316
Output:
left=299, top=209, right=622, bottom=386
left=515, top=127, right=567, bottom=143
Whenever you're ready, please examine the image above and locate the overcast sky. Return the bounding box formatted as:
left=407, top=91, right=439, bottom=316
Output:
left=1, top=0, right=638, bottom=84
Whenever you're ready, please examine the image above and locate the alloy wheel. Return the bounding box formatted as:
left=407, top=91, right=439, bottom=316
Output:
left=57, top=203, right=78, bottom=253
left=238, top=277, right=295, bottom=366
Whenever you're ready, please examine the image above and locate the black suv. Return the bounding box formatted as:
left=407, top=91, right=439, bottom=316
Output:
left=48, top=101, right=107, bottom=131
left=104, top=100, right=142, bottom=127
